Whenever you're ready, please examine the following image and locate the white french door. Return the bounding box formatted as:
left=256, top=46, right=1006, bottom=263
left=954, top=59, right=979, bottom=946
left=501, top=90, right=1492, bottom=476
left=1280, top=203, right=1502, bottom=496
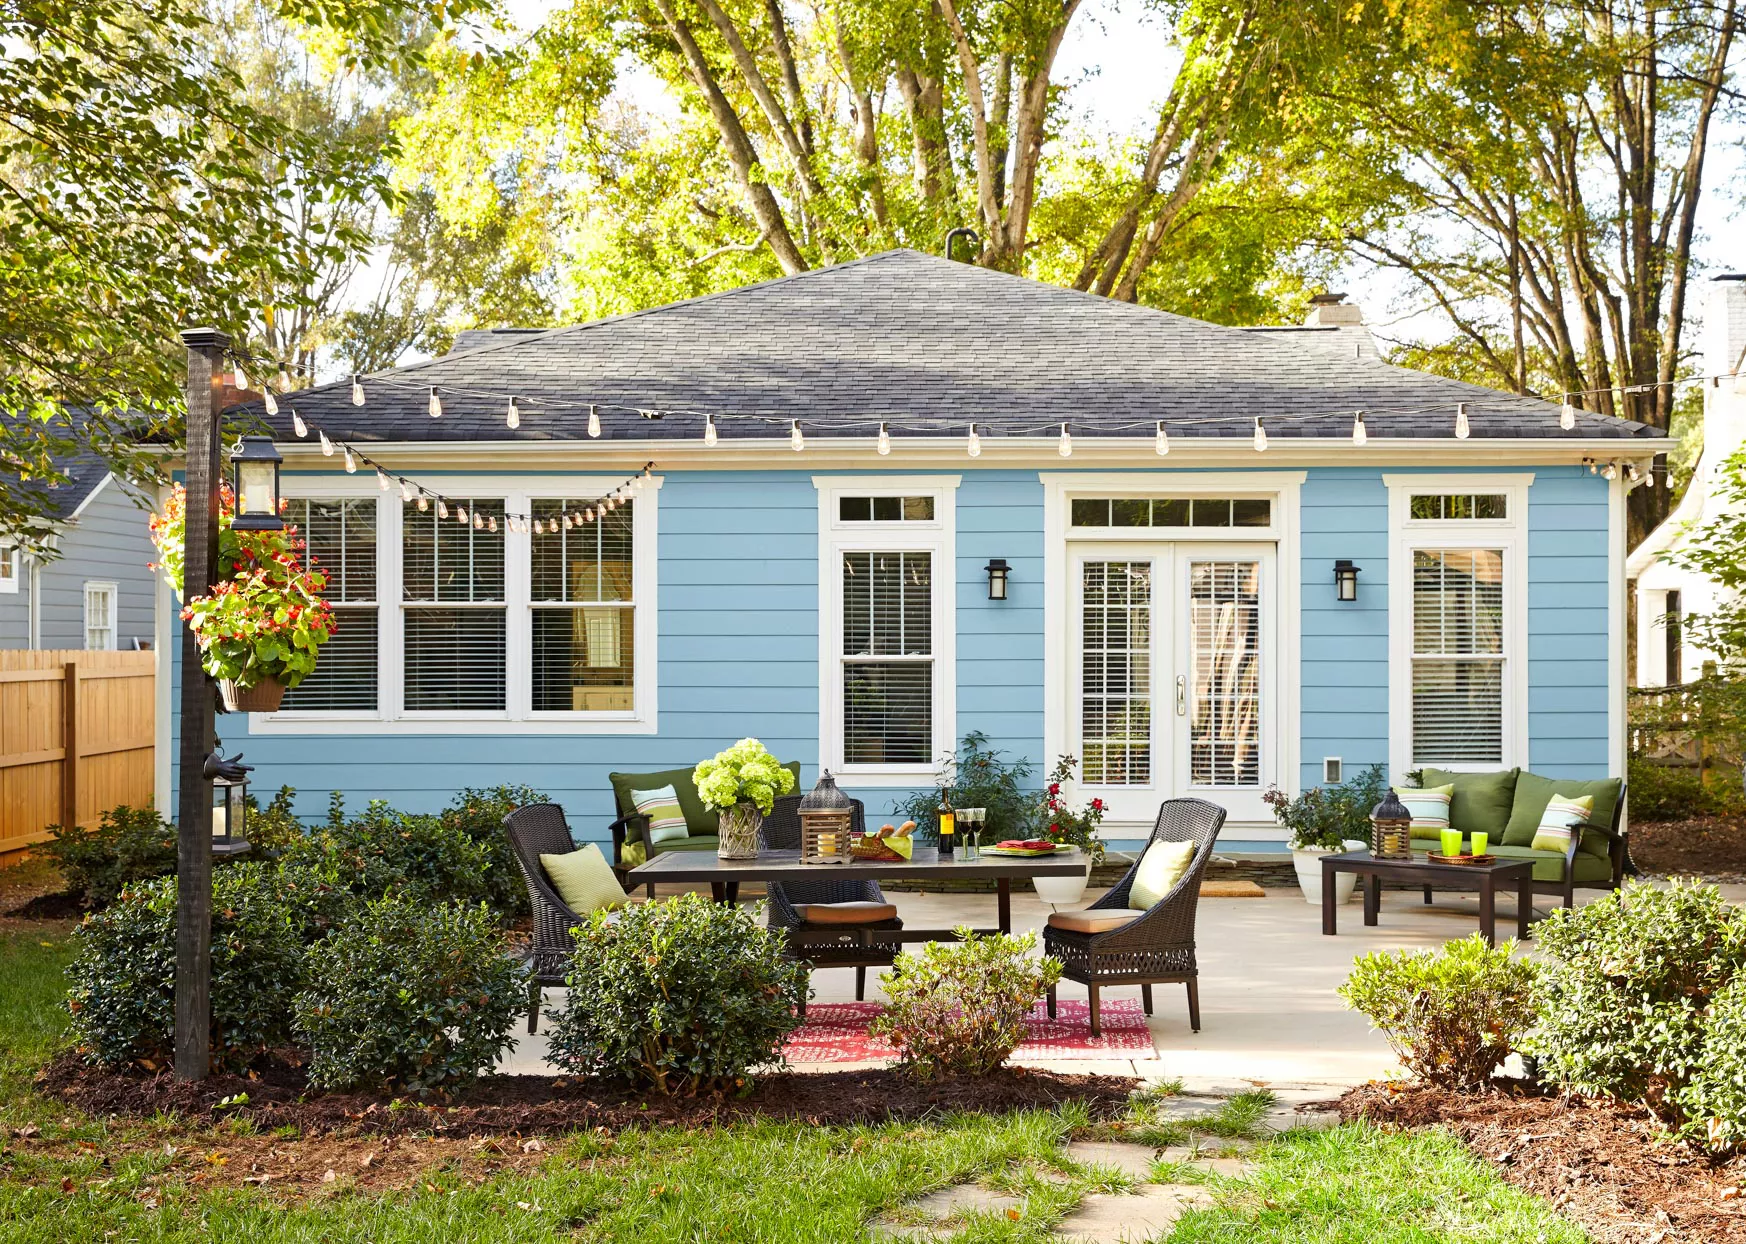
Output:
left=1071, top=542, right=1276, bottom=825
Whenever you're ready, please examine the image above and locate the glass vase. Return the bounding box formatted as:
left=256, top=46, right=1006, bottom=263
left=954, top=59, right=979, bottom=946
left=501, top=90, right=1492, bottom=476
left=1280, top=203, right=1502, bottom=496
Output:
left=717, top=802, right=763, bottom=860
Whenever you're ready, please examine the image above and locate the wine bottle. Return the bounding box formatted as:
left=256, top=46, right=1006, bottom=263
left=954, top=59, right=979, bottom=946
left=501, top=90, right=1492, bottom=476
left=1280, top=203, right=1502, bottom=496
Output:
left=937, top=788, right=955, bottom=859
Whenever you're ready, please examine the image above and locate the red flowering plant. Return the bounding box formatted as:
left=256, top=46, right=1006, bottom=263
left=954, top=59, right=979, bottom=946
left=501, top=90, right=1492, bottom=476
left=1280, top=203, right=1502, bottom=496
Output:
left=149, top=484, right=335, bottom=691
left=1036, top=755, right=1106, bottom=864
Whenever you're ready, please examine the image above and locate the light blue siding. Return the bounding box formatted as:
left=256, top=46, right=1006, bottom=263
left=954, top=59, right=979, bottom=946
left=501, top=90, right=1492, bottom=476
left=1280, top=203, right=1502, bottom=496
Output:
left=1525, top=469, right=1610, bottom=779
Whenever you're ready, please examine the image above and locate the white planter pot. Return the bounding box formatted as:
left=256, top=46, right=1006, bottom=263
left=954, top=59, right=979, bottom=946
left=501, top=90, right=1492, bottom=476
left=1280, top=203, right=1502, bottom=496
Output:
left=1292, top=842, right=1367, bottom=907
left=1033, top=860, right=1092, bottom=907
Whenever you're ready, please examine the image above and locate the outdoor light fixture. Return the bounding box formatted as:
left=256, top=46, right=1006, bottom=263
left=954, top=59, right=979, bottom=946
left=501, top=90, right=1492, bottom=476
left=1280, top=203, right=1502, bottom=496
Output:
left=985, top=557, right=1011, bottom=601
left=1333, top=559, right=1361, bottom=602
left=204, top=747, right=254, bottom=858
left=229, top=435, right=283, bottom=531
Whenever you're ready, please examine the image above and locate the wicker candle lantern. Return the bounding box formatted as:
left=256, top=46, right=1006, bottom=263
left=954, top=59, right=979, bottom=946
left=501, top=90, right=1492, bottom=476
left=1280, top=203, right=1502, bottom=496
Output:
left=1369, top=788, right=1414, bottom=860
left=798, top=770, right=855, bottom=865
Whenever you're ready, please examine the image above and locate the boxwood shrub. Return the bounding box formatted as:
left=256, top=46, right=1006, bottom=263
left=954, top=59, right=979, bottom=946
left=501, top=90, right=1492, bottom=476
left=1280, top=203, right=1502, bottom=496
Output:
left=41, top=805, right=179, bottom=909
left=293, top=896, right=524, bottom=1095
left=65, top=862, right=305, bottom=1071
left=546, top=893, right=807, bottom=1094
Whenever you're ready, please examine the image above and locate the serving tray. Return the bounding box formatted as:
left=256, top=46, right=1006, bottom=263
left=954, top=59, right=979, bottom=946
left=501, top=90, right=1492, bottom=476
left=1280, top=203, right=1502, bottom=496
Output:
left=1426, top=852, right=1498, bottom=866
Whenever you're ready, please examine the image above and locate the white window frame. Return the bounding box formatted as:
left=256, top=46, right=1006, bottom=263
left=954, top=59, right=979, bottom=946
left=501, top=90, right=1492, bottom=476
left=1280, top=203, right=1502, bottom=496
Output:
left=816, top=475, right=959, bottom=785
left=0, top=544, right=17, bottom=593
left=83, top=580, right=117, bottom=650
left=252, top=472, right=660, bottom=734
left=1386, top=473, right=1532, bottom=777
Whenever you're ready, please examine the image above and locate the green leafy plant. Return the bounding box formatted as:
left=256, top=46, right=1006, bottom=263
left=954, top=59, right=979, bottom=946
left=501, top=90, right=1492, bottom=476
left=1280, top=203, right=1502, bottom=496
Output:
left=1626, top=756, right=1746, bottom=821
left=1339, top=933, right=1538, bottom=1089
left=439, top=785, right=549, bottom=918
left=277, top=800, right=511, bottom=920
left=1525, top=879, right=1746, bottom=1152
left=896, top=731, right=1037, bottom=842
left=40, top=805, right=179, bottom=909
left=243, top=785, right=306, bottom=855
left=1678, top=974, right=1746, bottom=1155
left=1036, top=755, right=1107, bottom=864
left=150, top=482, right=335, bottom=690
left=870, top=929, right=1062, bottom=1080
left=294, top=895, right=524, bottom=1096
left=1264, top=764, right=1388, bottom=850
left=546, top=893, right=806, bottom=1094
left=692, top=737, right=796, bottom=814
left=65, top=862, right=305, bottom=1071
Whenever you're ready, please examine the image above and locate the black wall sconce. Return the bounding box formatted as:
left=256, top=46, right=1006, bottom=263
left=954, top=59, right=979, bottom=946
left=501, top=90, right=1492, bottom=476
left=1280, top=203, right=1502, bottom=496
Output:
left=985, top=558, right=1011, bottom=601
left=1333, top=559, right=1361, bottom=602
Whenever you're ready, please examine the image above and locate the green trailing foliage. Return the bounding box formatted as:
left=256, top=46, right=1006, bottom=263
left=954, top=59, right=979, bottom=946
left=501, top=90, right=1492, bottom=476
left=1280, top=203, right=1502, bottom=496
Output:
left=293, top=895, right=524, bottom=1095
left=1626, top=757, right=1746, bottom=822
left=546, top=894, right=806, bottom=1094
left=1264, top=763, right=1389, bottom=850
left=1339, top=934, right=1538, bottom=1089
left=64, top=863, right=305, bottom=1071
left=896, top=731, right=1037, bottom=842
left=40, top=805, right=179, bottom=910
left=870, top=930, right=1062, bottom=1081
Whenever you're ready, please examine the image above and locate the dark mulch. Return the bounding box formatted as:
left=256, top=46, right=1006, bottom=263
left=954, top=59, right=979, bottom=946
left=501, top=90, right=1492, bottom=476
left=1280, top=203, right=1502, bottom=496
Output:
left=1342, top=1081, right=1746, bottom=1243
left=38, top=1053, right=1136, bottom=1138
left=1631, top=817, right=1746, bottom=882
left=5, top=889, right=85, bottom=921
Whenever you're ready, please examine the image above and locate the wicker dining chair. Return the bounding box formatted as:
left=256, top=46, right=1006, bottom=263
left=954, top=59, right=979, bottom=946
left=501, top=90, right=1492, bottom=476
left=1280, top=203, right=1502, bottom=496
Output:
left=761, top=794, right=904, bottom=1018
left=1043, top=797, right=1226, bottom=1037
left=504, top=802, right=586, bottom=1034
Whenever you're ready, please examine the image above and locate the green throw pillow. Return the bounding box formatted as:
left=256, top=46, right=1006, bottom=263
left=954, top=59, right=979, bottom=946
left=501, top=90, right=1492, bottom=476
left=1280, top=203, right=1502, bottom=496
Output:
left=540, top=843, right=629, bottom=915
left=609, top=761, right=802, bottom=840
left=1530, top=794, right=1594, bottom=854
left=1503, top=772, right=1622, bottom=856
left=630, top=785, right=689, bottom=844
left=1130, top=839, right=1196, bottom=910
left=1421, top=768, right=1518, bottom=837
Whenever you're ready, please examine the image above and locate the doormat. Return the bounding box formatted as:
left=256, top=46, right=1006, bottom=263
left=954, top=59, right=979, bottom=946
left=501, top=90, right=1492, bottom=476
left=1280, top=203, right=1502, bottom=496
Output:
left=1200, top=879, right=1266, bottom=898
left=783, top=1000, right=1154, bottom=1064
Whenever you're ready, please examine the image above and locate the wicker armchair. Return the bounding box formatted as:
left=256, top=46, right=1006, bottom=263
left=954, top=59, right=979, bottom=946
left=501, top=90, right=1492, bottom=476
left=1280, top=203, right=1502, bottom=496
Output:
left=504, top=802, right=586, bottom=1034
left=761, top=794, right=904, bottom=1017
left=1044, top=798, right=1226, bottom=1037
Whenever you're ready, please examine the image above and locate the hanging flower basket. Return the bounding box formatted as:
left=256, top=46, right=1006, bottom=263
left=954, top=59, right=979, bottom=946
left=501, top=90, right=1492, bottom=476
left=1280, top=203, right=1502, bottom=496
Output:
left=219, top=677, right=287, bottom=714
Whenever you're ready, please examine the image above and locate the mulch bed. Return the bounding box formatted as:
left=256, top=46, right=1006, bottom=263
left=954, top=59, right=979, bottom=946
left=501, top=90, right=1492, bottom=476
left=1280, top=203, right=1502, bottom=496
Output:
left=38, top=1053, right=1137, bottom=1138
left=1631, top=817, right=1746, bottom=882
left=1342, top=1081, right=1746, bottom=1243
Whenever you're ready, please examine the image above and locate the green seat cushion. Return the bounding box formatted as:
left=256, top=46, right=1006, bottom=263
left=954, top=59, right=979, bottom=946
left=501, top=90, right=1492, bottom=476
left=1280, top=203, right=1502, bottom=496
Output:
left=610, top=761, right=802, bottom=841
left=540, top=843, right=629, bottom=915
left=1422, top=768, right=1518, bottom=836
left=649, top=835, right=719, bottom=857
left=1502, top=772, right=1622, bottom=857
left=1407, top=840, right=1614, bottom=885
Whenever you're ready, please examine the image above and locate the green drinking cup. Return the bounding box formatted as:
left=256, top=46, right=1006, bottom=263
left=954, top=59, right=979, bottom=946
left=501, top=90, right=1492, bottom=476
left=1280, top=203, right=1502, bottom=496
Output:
left=1471, top=832, right=1489, bottom=857
left=1439, top=828, right=1462, bottom=858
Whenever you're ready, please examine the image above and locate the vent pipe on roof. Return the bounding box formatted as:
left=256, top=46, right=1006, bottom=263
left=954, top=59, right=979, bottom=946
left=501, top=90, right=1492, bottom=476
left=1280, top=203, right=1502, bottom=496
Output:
left=943, top=227, right=980, bottom=263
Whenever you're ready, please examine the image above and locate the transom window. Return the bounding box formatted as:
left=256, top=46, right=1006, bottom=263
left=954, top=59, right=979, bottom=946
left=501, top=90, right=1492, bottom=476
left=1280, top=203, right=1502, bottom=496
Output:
left=282, top=498, right=377, bottom=711
left=839, top=495, right=936, bottom=522
left=531, top=498, right=635, bottom=712
left=1070, top=497, right=1270, bottom=528
left=1409, top=493, right=1507, bottom=520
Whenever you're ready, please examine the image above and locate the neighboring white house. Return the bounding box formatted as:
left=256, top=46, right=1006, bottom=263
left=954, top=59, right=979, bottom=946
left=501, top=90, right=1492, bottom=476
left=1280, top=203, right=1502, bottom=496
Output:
left=1628, top=275, right=1746, bottom=686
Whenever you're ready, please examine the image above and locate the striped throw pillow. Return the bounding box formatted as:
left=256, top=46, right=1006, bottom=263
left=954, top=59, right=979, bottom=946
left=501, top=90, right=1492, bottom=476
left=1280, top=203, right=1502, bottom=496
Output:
left=1394, top=784, right=1453, bottom=834
left=631, top=785, right=689, bottom=844
left=1531, top=794, right=1594, bottom=854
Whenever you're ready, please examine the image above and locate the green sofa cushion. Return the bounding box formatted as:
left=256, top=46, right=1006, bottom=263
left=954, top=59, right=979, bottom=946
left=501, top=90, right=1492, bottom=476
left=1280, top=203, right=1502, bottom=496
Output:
left=610, top=760, right=801, bottom=845
left=1421, top=768, right=1519, bottom=837
left=1408, top=840, right=1615, bottom=885
left=1502, top=772, right=1622, bottom=857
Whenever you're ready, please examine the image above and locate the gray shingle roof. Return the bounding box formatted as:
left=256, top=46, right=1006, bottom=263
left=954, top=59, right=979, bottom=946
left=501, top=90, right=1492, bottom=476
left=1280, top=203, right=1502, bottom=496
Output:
left=241, top=249, right=1659, bottom=444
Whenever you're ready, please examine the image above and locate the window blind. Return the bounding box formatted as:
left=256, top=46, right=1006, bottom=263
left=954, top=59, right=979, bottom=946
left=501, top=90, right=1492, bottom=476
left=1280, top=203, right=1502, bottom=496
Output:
left=1411, top=548, right=1505, bottom=763
left=842, top=551, right=932, bottom=764
left=1187, top=561, right=1261, bottom=787
left=1080, top=561, right=1151, bottom=785
left=282, top=498, right=379, bottom=711
left=403, top=499, right=506, bottom=711
left=530, top=498, right=635, bottom=712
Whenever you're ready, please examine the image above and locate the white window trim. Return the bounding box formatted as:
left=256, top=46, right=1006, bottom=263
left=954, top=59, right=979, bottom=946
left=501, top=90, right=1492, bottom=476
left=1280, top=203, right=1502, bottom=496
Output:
left=0, top=544, right=17, bottom=593
left=815, top=475, right=959, bottom=785
left=1385, top=473, right=1532, bottom=777
left=251, top=472, right=660, bottom=735
left=83, top=580, right=118, bottom=650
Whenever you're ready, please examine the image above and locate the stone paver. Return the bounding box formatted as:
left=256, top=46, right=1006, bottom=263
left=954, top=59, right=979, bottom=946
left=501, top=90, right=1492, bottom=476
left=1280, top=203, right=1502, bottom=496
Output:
left=1258, top=1103, right=1342, bottom=1133
left=1053, top=1184, right=1214, bottom=1243
left=1147, top=1094, right=1226, bottom=1121
left=1064, top=1140, right=1159, bottom=1180
left=909, top=1184, right=1025, bottom=1218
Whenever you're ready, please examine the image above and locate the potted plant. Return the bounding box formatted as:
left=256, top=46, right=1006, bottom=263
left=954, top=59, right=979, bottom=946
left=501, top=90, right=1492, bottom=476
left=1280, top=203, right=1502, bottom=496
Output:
left=693, top=738, right=797, bottom=859
left=1031, top=755, right=1106, bottom=906
left=896, top=731, right=1036, bottom=850
left=1263, top=765, right=1387, bottom=907
left=149, top=484, right=335, bottom=712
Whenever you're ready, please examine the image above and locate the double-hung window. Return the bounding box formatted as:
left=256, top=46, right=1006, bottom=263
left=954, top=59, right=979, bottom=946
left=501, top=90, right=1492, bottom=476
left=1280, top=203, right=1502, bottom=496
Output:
left=530, top=497, right=636, bottom=713
left=83, top=581, right=116, bottom=650
left=281, top=498, right=378, bottom=711
left=402, top=498, right=508, bottom=712
left=0, top=544, right=17, bottom=593
left=818, top=477, right=957, bottom=782
left=1387, top=476, right=1529, bottom=772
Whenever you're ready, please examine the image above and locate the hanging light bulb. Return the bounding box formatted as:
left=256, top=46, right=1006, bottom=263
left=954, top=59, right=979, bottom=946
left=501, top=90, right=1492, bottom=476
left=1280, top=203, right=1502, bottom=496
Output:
left=1625, top=463, right=1641, bottom=484
left=877, top=422, right=891, bottom=456
left=319, top=430, right=333, bottom=456
left=1253, top=418, right=1268, bottom=452
left=1155, top=421, right=1170, bottom=456
left=376, top=468, right=390, bottom=491
left=488, top=516, right=498, bottom=533
left=417, top=495, right=429, bottom=512
left=351, top=375, right=365, bottom=406
left=263, top=389, right=278, bottom=416
left=790, top=420, right=804, bottom=452
left=436, top=500, right=448, bottom=519
left=1601, top=461, right=1618, bottom=480
left=343, top=447, right=357, bottom=474
left=473, top=513, right=484, bottom=530
left=967, top=424, right=982, bottom=458
left=455, top=505, right=467, bottom=523
left=585, top=506, right=596, bottom=522
left=704, top=414, right=718, bottom=446
left=505, top=397, right=520, bottom=430
left=291, top=409, right=307, bottom=438
left=587, top=405, right=601, bottom=438
left=428, top=386, right=443, bottom=419
left=1455, top=402, right=1470, bottom=439
left=399, top=480, right=413, bottom=502
left=564, top=512, right=576, bottom=529
left=234, top=362, right=250, bottom=391
left=1560, top=399, right=1576, bottom=431
left=1057, top=422, right=1072, bottom=457
left=1351, top=411, right=1368, bottom=447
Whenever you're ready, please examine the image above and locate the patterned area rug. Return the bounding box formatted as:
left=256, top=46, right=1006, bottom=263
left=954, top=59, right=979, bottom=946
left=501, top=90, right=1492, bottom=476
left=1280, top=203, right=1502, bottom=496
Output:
left=783, top=1000, right=1155, bottom=1064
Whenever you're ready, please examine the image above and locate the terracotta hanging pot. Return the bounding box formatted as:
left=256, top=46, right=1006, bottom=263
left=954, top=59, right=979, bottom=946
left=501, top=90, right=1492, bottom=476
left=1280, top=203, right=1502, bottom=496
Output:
left=219, top=677, right=286, bottom=714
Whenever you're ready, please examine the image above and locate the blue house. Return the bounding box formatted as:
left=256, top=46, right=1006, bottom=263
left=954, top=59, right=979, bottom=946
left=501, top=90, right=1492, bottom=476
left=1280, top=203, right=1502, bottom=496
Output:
left=157, top=250, right=1667, bottom=850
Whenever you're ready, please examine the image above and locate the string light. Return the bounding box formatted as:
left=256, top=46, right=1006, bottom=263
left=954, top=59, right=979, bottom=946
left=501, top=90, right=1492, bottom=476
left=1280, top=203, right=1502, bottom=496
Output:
left=790, top=420, right=804, bottom=452
left=456, top=505, right=467, bottom=523
left=587, top=405, right=600, bottom=438
left=488, top=516, right=497, bottom=533
left=1058, top=423, right=1072, bottom=458
left=417, top=495, right=429, bottom=512
left=1601, top=462, right=1618, bottom=480
left=263, top=389, right=278, bottom=417
left=343, top=447, right=357, bottom=473
left=351, top=375, right=365, bottom=406
left=1253, top=418, right=1268, bottom=452
left=1154, top=421, right=1169, bottom=456
left=704, top=414, right=717, bottom=446
left=967, top=424, right=981, bottom=458
left=292, top=409, right=307, bottom=438
left=234, top=363, right=250, bottom=391
left=437, top=500, right=448, bottom=518
left=1351, top=411, right=1367, bottom=447
left=376, top=468, right=390, bottom=491
left=319, top=430, right=333, bottom=456
left=1455, top=403, right=1470, bottom=439
left=429, top=386, right=443, bottom=419
left=506, top=397, right=520, bottom=430
left=399, top=480, right=413, bottom=502
left=1560, top=400, right=1576, bottom=431
left=876, top=422, right=891, bottom=456
left=473, top=513, right=484, bottom=530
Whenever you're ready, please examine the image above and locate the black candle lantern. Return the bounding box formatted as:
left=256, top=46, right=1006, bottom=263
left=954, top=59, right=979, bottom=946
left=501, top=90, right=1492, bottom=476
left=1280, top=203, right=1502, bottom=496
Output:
left=1333, top=559, right=1361, bottom=603
left=230, top=435, right=283, bottom=531
left=985, top=557, right=1011, bottom=601
left=204, top=747, right=254, bottom=858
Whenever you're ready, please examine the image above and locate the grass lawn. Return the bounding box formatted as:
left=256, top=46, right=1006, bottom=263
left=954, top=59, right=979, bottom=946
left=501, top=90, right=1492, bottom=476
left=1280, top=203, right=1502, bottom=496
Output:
left=0, top=911, right=1586, bottom=1242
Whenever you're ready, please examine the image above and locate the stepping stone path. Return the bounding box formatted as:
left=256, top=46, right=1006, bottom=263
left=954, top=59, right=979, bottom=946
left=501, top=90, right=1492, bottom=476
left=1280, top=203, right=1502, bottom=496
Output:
left=1054, top=1184, right=1213, bottom=1244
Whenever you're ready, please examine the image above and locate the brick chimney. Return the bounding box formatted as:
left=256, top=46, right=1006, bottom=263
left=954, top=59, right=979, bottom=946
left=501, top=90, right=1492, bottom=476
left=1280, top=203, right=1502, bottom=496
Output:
left=216, top=371, right=263, bottom=413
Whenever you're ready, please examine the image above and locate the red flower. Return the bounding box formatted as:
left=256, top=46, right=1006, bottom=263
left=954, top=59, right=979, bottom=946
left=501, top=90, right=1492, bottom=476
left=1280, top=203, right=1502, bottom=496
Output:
left=1090, top=798, right=1104, bottom=811
left=1047, top=782, right=1061, bottom=795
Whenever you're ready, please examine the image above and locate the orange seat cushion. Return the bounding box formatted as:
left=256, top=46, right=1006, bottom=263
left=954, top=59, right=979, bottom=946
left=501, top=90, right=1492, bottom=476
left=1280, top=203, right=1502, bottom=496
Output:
left=1046, top=908, right=1149, bottom=934
left=796, top=901, right=899, bottom=925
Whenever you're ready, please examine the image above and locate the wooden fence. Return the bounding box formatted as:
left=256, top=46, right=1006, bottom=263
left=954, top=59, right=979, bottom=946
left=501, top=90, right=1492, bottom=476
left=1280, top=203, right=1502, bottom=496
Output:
left=0, top=650, right=156, bottom=862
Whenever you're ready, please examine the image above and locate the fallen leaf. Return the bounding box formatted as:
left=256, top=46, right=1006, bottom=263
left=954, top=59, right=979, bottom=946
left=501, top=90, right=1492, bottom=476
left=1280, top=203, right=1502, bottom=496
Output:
left=360, top=1154, right=377, bottom=1168
left=1006, top=1208, right=1022, bottom=1221
left=519, top=1138, right=543, bottom=1153
left=1721, top=1187, right=1740, bottom=1201
left=59, top=1177, right=74, bottom=1194
left=243, top=1175, right=270, bottom=1186
left=322, top=1169, right=336, bottom=1184
left=12, top=1125, right=39, bottom=1139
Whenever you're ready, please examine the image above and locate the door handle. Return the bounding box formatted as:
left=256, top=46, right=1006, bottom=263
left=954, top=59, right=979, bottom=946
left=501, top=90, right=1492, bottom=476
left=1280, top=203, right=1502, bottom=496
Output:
left=1175, top=674, right=1187, bottom=716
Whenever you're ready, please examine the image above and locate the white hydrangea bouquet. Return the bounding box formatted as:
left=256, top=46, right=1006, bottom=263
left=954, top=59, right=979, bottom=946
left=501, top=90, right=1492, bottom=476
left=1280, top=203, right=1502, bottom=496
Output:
left=694, top=738, right=797, bottom=859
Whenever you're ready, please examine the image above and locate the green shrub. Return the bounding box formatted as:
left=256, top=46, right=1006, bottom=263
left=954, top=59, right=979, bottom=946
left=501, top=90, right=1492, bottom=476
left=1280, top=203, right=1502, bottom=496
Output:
left=1678, top=974, right=1746, bottom=1155
left=439, top=785, right=547, bottom=919
left=41, top=805, right=178, bottom=909
left=1526, top=879, right=1746, bottom=1151
left=65, top=862, right=305, bottom=1071
left=244, top=784, right=307, bottom=854
left=293, top=896, right=524, bottom=1095
left=279, top=801, right=502, bottom=912
left=1338, top=933, right=1538, bottom=1088
left=1625, top=756, right=1746, bottom=821
left=870, top=929, right=1062, bottom=1080
left=896, top=731, right=1036, bottom=842
left=546, top=893, right=806, bottom=1094
left=1263, top=764, right=1388, bottom=850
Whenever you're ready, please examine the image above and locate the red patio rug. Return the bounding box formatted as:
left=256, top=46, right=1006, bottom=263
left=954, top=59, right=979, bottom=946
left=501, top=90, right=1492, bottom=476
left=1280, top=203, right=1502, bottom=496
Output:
left=782, top=1000, right=1154, bottom=1064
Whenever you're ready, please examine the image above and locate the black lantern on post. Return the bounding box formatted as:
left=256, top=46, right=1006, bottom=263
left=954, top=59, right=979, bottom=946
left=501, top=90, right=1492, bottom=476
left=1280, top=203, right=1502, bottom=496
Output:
left=204, top=747, right=254, bottom=858
left=230, top=435, right=283, bottom=531
left=985, top=558, right=1011, bottom=601
left=1333, top=559, right=1360, bottom=603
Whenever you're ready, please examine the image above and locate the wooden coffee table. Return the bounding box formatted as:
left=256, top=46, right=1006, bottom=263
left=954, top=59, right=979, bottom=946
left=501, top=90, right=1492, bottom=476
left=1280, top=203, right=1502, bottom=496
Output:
left=1320, top=850, right=1535, bottom=947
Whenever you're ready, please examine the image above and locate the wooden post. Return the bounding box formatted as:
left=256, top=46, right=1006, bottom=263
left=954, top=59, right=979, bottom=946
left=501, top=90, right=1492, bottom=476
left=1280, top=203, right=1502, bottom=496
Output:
left=174, top=328, right=228, bottom=1081
left=61, top=661, right=79, bottom=831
